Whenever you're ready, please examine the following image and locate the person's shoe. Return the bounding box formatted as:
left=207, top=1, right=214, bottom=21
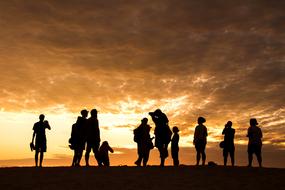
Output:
left=134, top=160, right=141, bottom=166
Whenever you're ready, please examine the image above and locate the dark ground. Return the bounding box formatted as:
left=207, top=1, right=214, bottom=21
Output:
left=0, top=166, right=284, bottom=190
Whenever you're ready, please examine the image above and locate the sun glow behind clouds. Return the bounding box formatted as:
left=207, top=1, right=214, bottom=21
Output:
left=0, top=95, right=191, bottom=160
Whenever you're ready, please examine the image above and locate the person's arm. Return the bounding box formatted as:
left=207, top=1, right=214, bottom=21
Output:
left=260, top=128, right=263, bottom=139
left=32, top=124, right=36, bottom=143
left=97, top=120, right=100, bottom=142
left=108, top=146, right=114, bottom=153
left=222, top=128, right=225, bottom=135
left=45, top=121, right=51, bottom=130
left=193, top=127, right=197, bottom=144
left=32, top=131, right=35, bottom=144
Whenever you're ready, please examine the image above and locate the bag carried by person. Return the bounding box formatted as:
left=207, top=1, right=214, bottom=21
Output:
left=219, top=141, right=225, bottom=149
left=133, top=127, right=141, bottom=143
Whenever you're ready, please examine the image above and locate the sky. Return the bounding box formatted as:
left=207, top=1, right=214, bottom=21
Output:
left=0, top=0, right=284, bottom=167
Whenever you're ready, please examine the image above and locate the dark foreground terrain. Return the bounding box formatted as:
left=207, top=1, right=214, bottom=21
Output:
left=0, top=166, right=284, bottom=190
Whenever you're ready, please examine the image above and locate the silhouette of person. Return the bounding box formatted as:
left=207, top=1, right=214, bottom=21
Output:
left=193, top=117, right=208, bottom=166
left=97, top=141, right=114, bottom=166
left=31, top=114, right=51, bottom=167
left=70, top=109, right=88, bottom=167
left=171, top=126, right=180, bottom=166
left=247, top=118, right=263, bottom=167
left=85, top=109, right=100, bottom=166
left=149, top=109, right=172, bottom=166
left=134, top=118, right=153, bottom=167
left=222, top=121, right=235, bottom=166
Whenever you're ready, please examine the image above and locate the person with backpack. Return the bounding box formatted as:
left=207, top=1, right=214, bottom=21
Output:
left=193, top=117, right=208, bottom=166
left=31, top=114, right=51, bottom=167
left=134, top=118, right=153, bottom=167
left=149, top=109, right=172, bottom=167
left=69, top=109, right=88, bottom=166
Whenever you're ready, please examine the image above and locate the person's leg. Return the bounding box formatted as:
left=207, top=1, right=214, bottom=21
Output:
left=77, top=150, right=83, bottom=166
left=223, top=149, right=228, bottom=166
left=35, top=151, right=39, bottom=167
left=135, top=144, right=143, bottom=166
left=196, top=149, right=200, bottom=166
left=230, top=149, right=235, bottom=166
left=202, top=150, right=206, bottom=166
left=85, top=144, right=91, bottom=166
left=256, top=146, right=262, bottom=167
left=159, top=147, right=165, bottom=166
left=248, top=152, right=253, bottom=167
left=173, top=150, right=179, bottom=166
left=143, top=150, right=150, bottom=167
left=248, top=145, right=253, bottom=167
left=201, top=145, right=206, bottom=166
left=72, top=150, right=77, bottom=166
left=39, top=151, right=44, bottom=167
left=93, top=142, right=100, bottom=166
left=103, top=157, right=110, bottom=166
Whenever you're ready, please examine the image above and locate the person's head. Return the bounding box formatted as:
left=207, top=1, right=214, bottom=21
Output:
left=198, top=117, right=206, bottom=124
left=90, top=109, right=98, bottom=118
left=250, top=118, right=258, bottom=126
left=81, top=109, right=88, bottom=118
left=154, top=109, right=162, bottom=115
left=172, top=126, right=179, bottom=133
left=39, top=114, right=45, bottom=121
left=225, top=121, right=232, bottom=128
left=141, top=118, right=148, bottom=125
left=101, top=141, right=109, bottom=147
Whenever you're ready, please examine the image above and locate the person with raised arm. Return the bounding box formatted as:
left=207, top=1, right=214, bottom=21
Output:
left=31, top=114, right=51, bottom=167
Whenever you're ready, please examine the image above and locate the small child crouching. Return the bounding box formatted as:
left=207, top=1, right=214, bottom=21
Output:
left=97, top=141, right=114, bottom=166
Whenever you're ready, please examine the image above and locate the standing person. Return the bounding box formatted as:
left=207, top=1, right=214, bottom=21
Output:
left=222, top=121, right=235, bottom=166
left=70, top=109, right=88, bottom=167
left=85, top=109, right=100, bottom=166
left=247, top=118, right=263, bottom=167
left=193, top=117, right=208, bottom=166
left=31, top=114, right=51, bottom=167
left=149, top=109, right=172, bottom=166
left=134, top=118, right=153, bottom=167
left=97, top=141, right=114, bottom=166
left=171, top=126, right=180, bottom=166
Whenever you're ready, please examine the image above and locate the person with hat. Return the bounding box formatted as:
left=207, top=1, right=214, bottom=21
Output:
left=171, top=126, right=180, bottom=166
left=85, top=109, right=100, bottom=166
left=222, top=121, right=235, bottom=166
left=134, top=118, right=153, bottom=167
left=193, top=117, right=208, bottom=166
left=70, top=109, right=88, bottom=166
left=247, top=118, right=263, bottom=167
left=149, top=109, right=172, bottom=166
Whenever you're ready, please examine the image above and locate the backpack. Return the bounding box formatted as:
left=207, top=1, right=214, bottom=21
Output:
left=133, top=127, right=141, bottom=143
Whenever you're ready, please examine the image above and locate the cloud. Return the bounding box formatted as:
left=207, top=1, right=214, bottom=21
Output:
left=0, top=0, right=284, bottom=147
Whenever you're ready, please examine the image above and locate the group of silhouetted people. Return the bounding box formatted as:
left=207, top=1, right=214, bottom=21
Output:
left=30, top=109, right=263, bottom=168
left=68, top=109, right=114, bottom=167
left=192, top=117, right=263, bottom=167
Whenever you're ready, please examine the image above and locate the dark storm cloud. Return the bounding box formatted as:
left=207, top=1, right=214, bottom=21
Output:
left=0, top=0, right=284, bottom=145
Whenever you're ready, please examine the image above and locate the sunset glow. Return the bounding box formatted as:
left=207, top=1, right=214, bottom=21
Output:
left=0, top=0, right=284, bottom=167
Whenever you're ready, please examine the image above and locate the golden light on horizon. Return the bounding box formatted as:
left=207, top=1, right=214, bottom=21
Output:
left=0, top=0, right=284, bottom=167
